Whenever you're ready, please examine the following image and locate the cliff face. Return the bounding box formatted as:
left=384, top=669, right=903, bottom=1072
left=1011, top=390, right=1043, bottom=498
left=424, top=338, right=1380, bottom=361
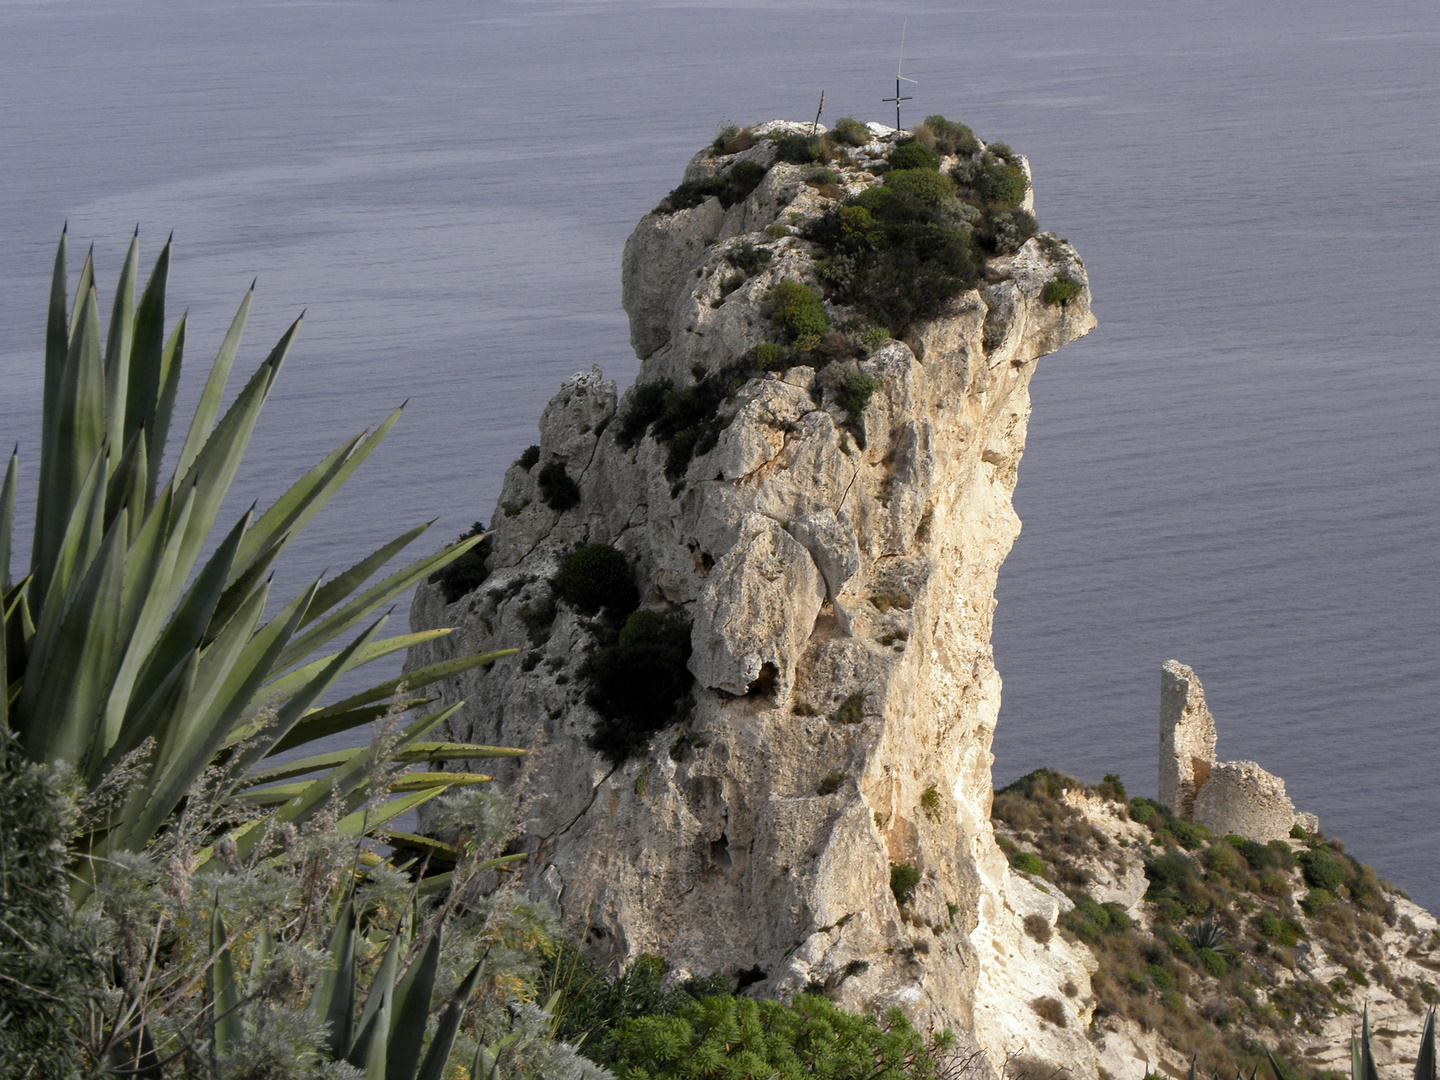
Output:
left=408, top=121, right=1096, bottom=1072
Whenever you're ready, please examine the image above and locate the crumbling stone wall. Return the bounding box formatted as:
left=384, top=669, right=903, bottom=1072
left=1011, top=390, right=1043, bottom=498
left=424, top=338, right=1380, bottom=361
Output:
left=1158, top=660, right=1217, bottom=819
left=1158, top=661, right=1317, bottom=841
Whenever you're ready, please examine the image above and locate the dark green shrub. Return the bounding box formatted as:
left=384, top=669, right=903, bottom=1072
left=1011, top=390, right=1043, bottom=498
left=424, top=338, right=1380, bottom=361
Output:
left=1202, top=840, right=1249, bottom=884
left=1300, top=848, right=1345, bottom=892
left=1010, top=851, right=1046, bottom=876
left=726, top=239, right=772, bottom=275
left=1235, top=837, right=1280, bottom=871
left=1159, top=989, right=1184, bottom=1012
left=772, top=132, right=821, bottom=164
left=889, top=141, right=941, bottom=172
left=977, top=209, right=1037, bottom=255
left=614, top=364, right=751, bottom=481
left=555, top=544, right=637, bottom=614
left=832, top=117, right=871, bottom=147
left=586, top=608, right=695, bottom=764
left=711, top=125, right=757, bottom=156
left=1146, top=851, right=1199, bottom=892
left=754, top=342, right=784, bottom=369
left=1145, top=964, right=1175, bottom=991
left=1103, top=903, right=1133, bottom=932
left=659, top=160, right=768, bottom=213
left=1127, top=797, right=1159, bottom=825
left=918, top=116, right=978, bottom=157
left=1167, top=819, right=1210, bottom=850
left=890, top=863, right=921, bottom=906
left=0, top=725, right=98, bottom=1075
left=1096, top=774, right=1127, bottom=802
left=805, top=165, right=984, bottom=335
left=1197, top=948, right=1228, bottom=976
left=602, top=993, right=949, bottom=1080
left=835, top=693, right=866, bottom=724
left=969, top=157, right=1028, bottom=207
left=1300, top=888, right=1336, bottom=916
left=769, top=281, right=830, bottom=340
left=429, top=521, right=492, bottom=603
left=836, top=373, right=882, bottom=421
left=538, top=460, right=582, bottom=511
left=1041, top=275, right=1082, bottom=305
left=516, top=444, right=540, bottom=470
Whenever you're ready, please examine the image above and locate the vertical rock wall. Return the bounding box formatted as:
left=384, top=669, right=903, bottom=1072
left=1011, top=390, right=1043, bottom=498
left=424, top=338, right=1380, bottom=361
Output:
left=408, top=121, right=1098, bottom=1073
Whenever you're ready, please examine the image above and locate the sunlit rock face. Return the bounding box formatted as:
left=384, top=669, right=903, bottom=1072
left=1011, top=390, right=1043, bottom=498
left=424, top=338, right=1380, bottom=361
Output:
left=409, top=120, right=1096, bottom=1075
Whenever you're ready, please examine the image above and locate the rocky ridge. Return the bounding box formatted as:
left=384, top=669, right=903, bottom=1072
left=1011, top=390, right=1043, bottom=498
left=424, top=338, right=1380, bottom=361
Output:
left=408, top=119, right=1096, bottom=1075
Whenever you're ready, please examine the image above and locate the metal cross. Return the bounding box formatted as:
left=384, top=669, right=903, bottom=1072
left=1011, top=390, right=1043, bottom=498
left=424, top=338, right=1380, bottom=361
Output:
left=883, top=20, right=917, bottom=131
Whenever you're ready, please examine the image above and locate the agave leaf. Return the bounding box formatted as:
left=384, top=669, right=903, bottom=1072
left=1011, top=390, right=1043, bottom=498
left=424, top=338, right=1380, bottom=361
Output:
left=170, top=317, right=297, bottom=581
left=348, top=983, right=392, bottom=1080
left=238, top=771, right=490, bottom=808
left=0, top=595, right=7, bottom=729
left=333, top=786, right=450, bottom=840
left=275, top=533, right=482, bottom=671
left=103, top=232, right=140, bottom=456
left=276, top=647, right=519, bottom=742
left=32, top=283, right=106, bottom=609
left=125, top=506, right=251, bottom=725
left=1, top=448, right=16, bottom=592
left=414, top=854, right=529, bottom=899
left=103, top=429, right=147, bottom=540
left=232, top=406, right=405, bottom=588
left=300, top=519, right=431, bottom=629
left=388, top=931, right=442, bottom=1080
left=248, top=925, right=273, bottom=998
left=19, top=508, right=126, bottom=766
left=40, top=445, right=109, bottom=620
left=170, top=286, right=251, bottom=487
left=243, top=741, right=518, bottom=787
left=1359, top=1007, right=1379, bottom=1080
left=254, top=700, right=429, bottom=759
left=208, top=530, right=288, bottom=638
left=312, top=901, right=357, bottom=1059
left=353, top=931, right=403, bottom=1062
left=210, top=905, right=242, bottom=1056
left=31, top=234, right=70, bottom=585
left=145, top=315, right=185, bottom=505
left=1416, top=1009, right=1437, bottom=1080
left=125, top=238, right=169, bottom=467
left=385, top=832, right=463, bottom=865
left=413, top=958, right=483, bottom=1080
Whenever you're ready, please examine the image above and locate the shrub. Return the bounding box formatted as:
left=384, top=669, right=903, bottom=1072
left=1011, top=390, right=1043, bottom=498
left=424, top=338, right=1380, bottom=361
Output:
left=1197, top=948, right=1228, bottom=976
left=835, top=693, right=866, bottom=724
left=516, top=443, right=541, bottom=469
left=614, top=365, right=750, bottom=481
left=1023, top=914, right=1053, bottom=943
left=430, top=520, right=493, bottom=602
left=978, top=209, right=1037, bottom=255
left=818, top=771, right=845, bottom=796
left=832, top=117, right=871, bottom=146
left=1011, top=851, right=1046, bottom=876
left=538, top=460, right=582, bottom=511
left=769, top=280, right=830, bottom=340
left=1041, top=275, right=1082, bottom=305
left=765, top=223, right=791, bottom=238
left=890, top=863, right=921, bottom=906
left=586, top=608, right=695, bottom=763
left=889, top=141, right=941, bottom=172
left=1030, top=996, right=1066, bottom=1027
left=1147, top=851, right=1199, bottom=892
left=555, top=543, right=637, bottom=614
left=772, top=132, right=822, bottom=164
left=726, top=239, right=772, bottom=275
left=659, top=160, right=768, bottom=213
left=1096, top=773, right=1128, bottom=802
left=881, top=167, right=956, bottom=206
left=1202, top=840, right=1249, bottom=884
left=602, top=993, right=950, bottom=1080
left=754, top=342, right=784, bottom=369
left=0, top=725, right=98, bottom=1074
left=1167, top=819, right=1210, bottom=850
left=1159, top=989, right=1184, bottom=1012
left=711, top=124, right=757, bottom=156
left=917, top=116, right=979, bottom=157
left=1128, top=797, right=1159, bottom=825
left=836, top=372, right=882, bottom=421
left=953, top=155, right=1028, bottom=207
left=1301, top=847, right=1345, bottom=892
left=1300, top=888, right=1336, bottom=915
left=920, top=785, right=941, bottom=817
left=1145, top=964, right=1175, bottom=991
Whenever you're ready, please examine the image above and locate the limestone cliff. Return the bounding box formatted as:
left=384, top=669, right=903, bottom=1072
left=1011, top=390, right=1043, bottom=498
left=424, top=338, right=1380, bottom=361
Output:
left=407, top=120, right=1096, bottom=1073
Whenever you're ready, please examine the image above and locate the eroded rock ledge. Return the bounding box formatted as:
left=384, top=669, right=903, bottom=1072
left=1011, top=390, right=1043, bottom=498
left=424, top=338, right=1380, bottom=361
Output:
left=408, top=119, right=1096, bottom=1075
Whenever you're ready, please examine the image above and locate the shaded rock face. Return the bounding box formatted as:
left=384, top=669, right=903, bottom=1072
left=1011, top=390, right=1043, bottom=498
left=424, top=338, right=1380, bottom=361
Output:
left=408, top=121, right=1096, bottom=1072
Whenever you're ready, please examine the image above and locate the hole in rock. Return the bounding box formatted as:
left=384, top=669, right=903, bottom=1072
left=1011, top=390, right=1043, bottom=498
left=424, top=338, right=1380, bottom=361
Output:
left=735, top=965, right=768, bottom=992
left=701, top=552, right=714, bottom=573
left=745, top=662, right=779, bottom=698
left=709, top=833, right=732, bottom=871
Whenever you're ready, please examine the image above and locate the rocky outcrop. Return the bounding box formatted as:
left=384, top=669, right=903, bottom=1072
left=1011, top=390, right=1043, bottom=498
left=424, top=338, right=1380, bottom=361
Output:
left=408, top=120, right=1096, bottom=1075
left=1159, top=661, right=1317, bottom=842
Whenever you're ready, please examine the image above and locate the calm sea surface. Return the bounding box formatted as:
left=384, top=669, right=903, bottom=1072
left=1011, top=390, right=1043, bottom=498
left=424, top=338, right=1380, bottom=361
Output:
left=3, top=0, right=1437, bottom=906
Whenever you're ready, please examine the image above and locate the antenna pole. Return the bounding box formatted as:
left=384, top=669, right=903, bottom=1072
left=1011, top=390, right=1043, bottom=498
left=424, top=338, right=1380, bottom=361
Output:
left=810, top=90, right=825, bottom=137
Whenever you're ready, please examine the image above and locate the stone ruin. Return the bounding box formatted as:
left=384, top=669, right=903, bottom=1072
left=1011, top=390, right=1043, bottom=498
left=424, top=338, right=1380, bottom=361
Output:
left=1158, top=660, right=1318, bottom=841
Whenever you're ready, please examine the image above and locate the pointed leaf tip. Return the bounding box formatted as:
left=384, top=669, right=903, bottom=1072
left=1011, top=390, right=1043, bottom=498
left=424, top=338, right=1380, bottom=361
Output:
left=133, top=224, right=139, bottom=237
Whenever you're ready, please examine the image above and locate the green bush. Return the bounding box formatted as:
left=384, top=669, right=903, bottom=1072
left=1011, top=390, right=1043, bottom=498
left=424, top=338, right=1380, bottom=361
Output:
left=586, top=608, right=695, bottom=764
left=1127, top=797, right=1159, bottom=825
left=726, top=239, right=773, bottom=275
left=538, top=460, right=582, bottom=511
left=516, top=443, right=541, bottom=469
left=1159, top=989, right=1184, bottom=1012
left=1145, top=964, right=1175, bottom=991
left=1167, top=819, right=1210, bottom=850
left=555, top=544, right=637, bottom=614
left=603, top=993, right=951, bottom=1080
left=772, top=133, right=822, bottom=164
left=1300, top=847, right=1345, bottom=892
left=754, top=342, right=784, bottom=369
left=1300, top=888, right=1336, bottom=916
left=769, top=281, right=830, bottom=340
left=0, top=726, right=97, bottom=1075
left=880, top=167, right=956, bottom=206
left=836, top=373, right=882, bottom=422
left=1010, top=851, right=1046, bottom=876
left=888, top=141, right=940, bottom=172
left=1197, top=948, right=1228, bottom=976
left=977, top=209, right=1037, bottom=255
left=890, top=863, right=921, bottom=906
left=614, top=364, right=751, bottom=482
left=1041, top=275, right=1082, bottom=305
left=1202, top=840, right=1250, bottom=884
left=430, top=520, right=493, bottom=602
left=917, top=116, right=979, bottom=157
left=1146, top=851, right=1199, bottom=892
left=954, top=155, right=1028, bottom=207
left=660, top=160, right=768, bottom=213
left=832, top=117, right=871, bottom=147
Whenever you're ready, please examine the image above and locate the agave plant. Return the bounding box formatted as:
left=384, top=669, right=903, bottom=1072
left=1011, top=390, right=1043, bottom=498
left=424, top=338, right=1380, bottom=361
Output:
left=0, top=230, right=514, bottom=887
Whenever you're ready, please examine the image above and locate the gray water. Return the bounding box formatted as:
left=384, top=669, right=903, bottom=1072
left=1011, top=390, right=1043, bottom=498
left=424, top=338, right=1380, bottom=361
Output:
left=3, top=0, right=1437, bottom=907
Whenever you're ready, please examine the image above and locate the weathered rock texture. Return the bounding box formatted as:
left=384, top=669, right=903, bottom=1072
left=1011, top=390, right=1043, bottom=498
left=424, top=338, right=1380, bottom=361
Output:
left=408, top=121, right=1096, bottom=1073
left=1159, top=661, right=1316, bottom=842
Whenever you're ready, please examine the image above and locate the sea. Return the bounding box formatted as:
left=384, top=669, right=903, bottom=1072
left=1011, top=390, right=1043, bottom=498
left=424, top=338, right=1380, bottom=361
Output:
left=2, top=0, right=1437, bottom=909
